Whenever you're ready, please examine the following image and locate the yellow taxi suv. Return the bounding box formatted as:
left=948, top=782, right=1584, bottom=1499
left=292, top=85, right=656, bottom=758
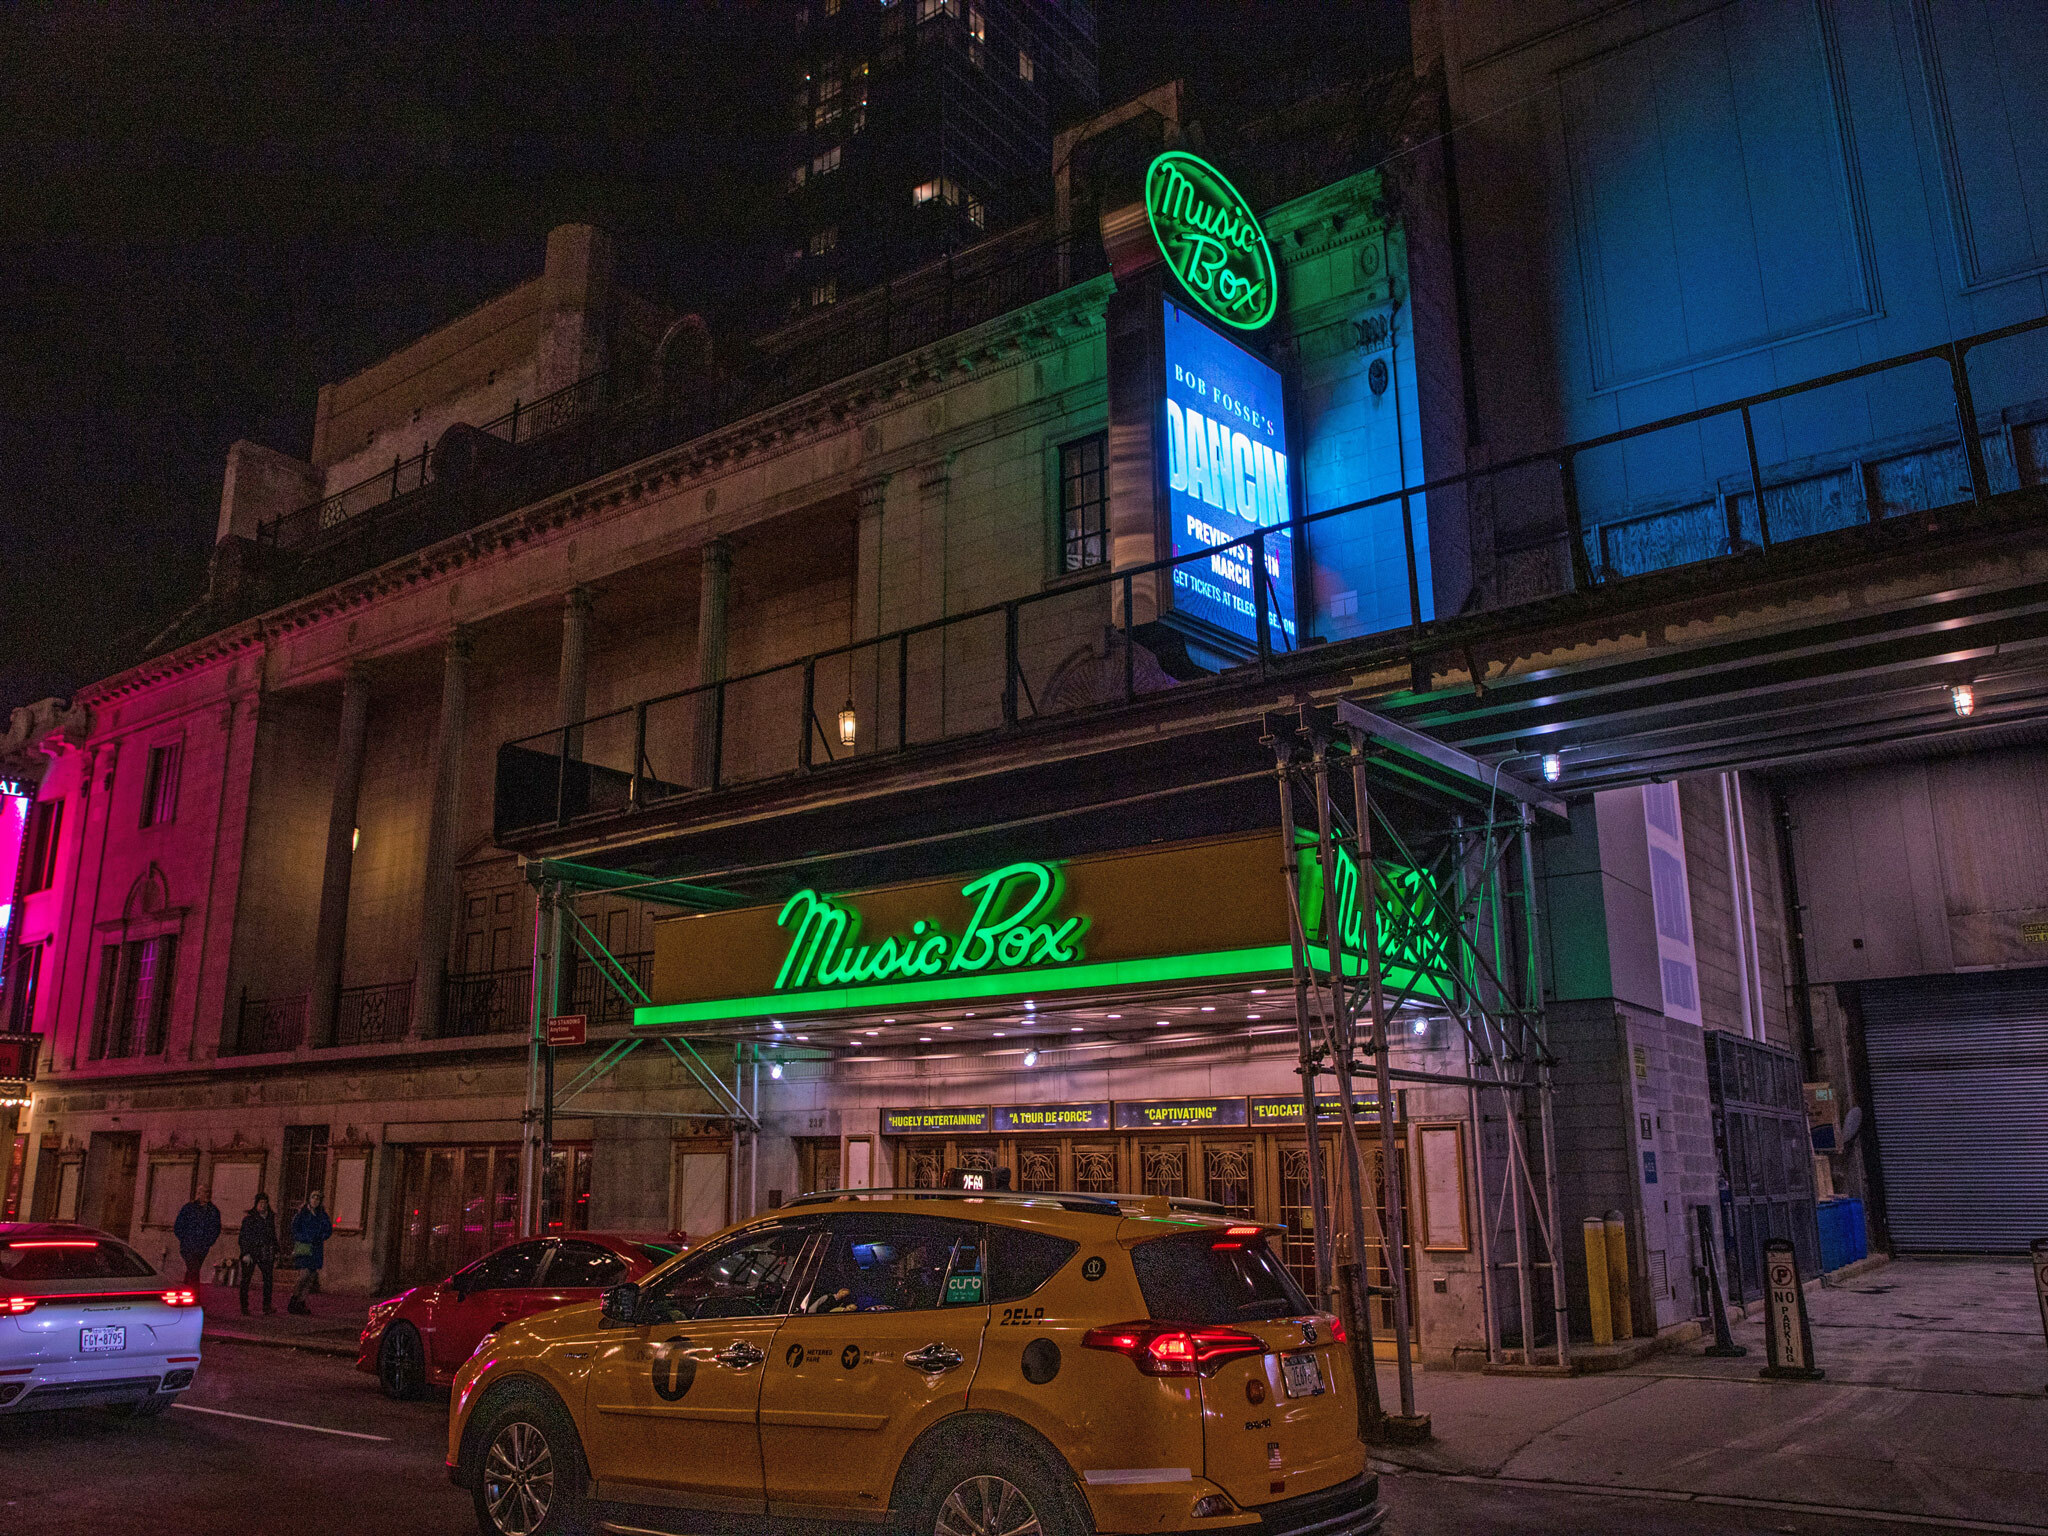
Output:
left=446, top=1186, right=1383, bottom=1536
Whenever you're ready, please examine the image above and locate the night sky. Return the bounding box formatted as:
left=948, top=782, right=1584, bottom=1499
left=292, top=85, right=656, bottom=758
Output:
left=0, top=1, right=1402, bottom=709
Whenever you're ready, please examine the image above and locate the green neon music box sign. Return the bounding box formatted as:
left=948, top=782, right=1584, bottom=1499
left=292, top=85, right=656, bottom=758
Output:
left=633, top=834, right=1453, bottom=1030
left=1145, top=151, right=1279, bottom=332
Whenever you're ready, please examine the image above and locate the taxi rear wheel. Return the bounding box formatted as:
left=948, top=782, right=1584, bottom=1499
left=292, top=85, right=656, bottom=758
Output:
left=468, top=1388, right=587, bottom=1536
left=914, top=1433, right=1086, bottom=1536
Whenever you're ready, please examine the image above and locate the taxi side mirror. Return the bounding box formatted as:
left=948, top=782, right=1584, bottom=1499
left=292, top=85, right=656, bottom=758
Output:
left=600, top=1281, right=641, bottom=1326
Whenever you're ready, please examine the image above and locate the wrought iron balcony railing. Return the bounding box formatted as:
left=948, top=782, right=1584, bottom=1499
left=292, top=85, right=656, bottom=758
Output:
left=441, top=966, right=535, bottom=1040
left=496, top=312, right=2048, bottom=841
left=329, top=979, right=414, bottom=1047
left=228, top=992, right=308, bottom=1056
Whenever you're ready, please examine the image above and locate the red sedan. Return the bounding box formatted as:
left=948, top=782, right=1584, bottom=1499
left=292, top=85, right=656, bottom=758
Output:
left=358, top=1231, right=682, bottom=1398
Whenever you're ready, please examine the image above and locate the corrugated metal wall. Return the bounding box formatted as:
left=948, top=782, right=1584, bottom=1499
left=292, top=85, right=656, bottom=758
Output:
left=1859, top=970, right=2048, bottom=1253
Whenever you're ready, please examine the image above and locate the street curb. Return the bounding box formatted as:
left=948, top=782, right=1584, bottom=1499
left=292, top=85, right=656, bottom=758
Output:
left=202, top=1323, right=361, bottom=1359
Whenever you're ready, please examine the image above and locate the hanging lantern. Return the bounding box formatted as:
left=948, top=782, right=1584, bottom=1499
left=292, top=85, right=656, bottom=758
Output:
left=838, top=698, right=858, bottom=748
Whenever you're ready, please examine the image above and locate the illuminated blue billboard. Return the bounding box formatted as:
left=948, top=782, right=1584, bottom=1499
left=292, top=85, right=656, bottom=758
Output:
left=1162, top=297, right=1296, bottom=649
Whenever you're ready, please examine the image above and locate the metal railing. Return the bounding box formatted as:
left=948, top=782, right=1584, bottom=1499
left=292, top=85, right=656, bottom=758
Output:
left=569, top=951, right=652, bottom=1028
left=246, top=233, right=1102, bottom=570
left=255, top=371, right=613, bottom=553
left=229, top=992, right=308, bottom=1055
left=330, top=979, right=414, bottom=1047
left=441, top=966, right=534, bottom=1039
left=497, top=311, right=2048, bottom=839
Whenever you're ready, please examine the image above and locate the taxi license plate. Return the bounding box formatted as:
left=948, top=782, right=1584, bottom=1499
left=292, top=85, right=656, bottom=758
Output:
left=80, top=1326, right=126, bottom=1353
left=1280, top=1349, right=1324, bottom=1398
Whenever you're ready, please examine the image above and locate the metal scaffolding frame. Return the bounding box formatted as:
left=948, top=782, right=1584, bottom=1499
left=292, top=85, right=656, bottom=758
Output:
left=516, top=858, right=761, bottom=1238
left=504, top=702, right=1572, bottom=1418
left=1269, top=702, right=1570, bottom=1429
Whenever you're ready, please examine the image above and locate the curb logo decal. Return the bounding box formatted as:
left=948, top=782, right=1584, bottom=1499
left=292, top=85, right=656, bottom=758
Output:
left=786, top=1343, right=805, bottom=1369
left=1081, top=1256, right=1107, bottom=1282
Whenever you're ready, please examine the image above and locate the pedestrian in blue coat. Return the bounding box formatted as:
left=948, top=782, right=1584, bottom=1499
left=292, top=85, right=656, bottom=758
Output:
left=172, top=1186, right=222, bottom=1286
left=287, top=1190, right=333, bottom=1315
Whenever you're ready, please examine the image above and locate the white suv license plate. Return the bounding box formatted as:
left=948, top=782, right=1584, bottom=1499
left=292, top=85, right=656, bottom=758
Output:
left=1281, top=1349, right=1325, bottom=1398
left=80, top=1326, right=126, bottom=1354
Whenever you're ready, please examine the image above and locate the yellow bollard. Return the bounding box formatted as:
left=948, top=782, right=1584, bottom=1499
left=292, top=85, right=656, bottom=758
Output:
left=1604, top=1214, right=1634, bottom=1341
left=1582, top=1217, right=1613, bottom=1346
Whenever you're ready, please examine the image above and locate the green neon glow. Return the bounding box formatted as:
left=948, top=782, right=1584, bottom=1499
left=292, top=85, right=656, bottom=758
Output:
left=1145, top=152, right=1280, bottom=332
left=633, top=943, right=1447, bottom=1029
left=772, top=861, right=1087, bottom=993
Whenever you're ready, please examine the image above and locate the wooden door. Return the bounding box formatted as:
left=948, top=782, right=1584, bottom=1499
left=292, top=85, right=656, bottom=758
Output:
left=1070, top=1141, right=1120, bottom=1196
left=1137, top=1140, right=1190, bottom=1198
left=1199, top=1140, right=1257, bottom=1217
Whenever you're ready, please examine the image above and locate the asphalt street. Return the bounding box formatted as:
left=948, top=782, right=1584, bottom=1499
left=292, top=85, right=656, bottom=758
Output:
left=0, top=1336, right=2025, bottom=1536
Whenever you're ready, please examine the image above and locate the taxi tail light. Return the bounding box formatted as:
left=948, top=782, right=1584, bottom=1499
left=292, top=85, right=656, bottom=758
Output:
left=1081, top=1321, right=1267, bottom=1377
left=1330, top=1314, right=1347, bottom=1344
left=160, top=1289, right=199, bottom=1307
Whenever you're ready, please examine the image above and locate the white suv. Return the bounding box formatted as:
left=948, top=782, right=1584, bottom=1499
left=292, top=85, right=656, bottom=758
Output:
left=0, top=1222, right=203, bottom=1418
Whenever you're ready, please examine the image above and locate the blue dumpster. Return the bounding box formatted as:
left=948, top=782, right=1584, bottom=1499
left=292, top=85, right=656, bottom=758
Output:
left=1816, top=1197, right=1868, bottom=1273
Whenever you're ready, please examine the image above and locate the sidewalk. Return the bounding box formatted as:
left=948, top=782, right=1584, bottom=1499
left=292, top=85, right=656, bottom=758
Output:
left=197, top=1280, right=373, bottom=1360
left=1375, top=1257, right=2048, bottom=1532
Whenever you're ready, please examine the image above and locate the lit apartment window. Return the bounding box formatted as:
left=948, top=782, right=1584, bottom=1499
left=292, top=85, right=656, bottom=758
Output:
left=139, top=741, right=182, bottom=828
left=967, top=4, right=984, bottom=41
left=90, top=933, right=178, bottom=1060
left=917, top=0, right=955, bottom=21
left=810, top=279, right=838, bottom=307
left=1060, top=433, right=1109, bottom=572
left=914, top=175, right=962, bottom=207
left=788, top=162, right=808, bottom=190
left=824, top=0, right=840, bottom=13
left=967, top=196, right=985, bottom=229
left=22, top=799, right=62, bottom=893
left=810, top=226, right=838, bottom=256
left=1018, top=49, right=1034, bottom=81
left=814, top=74, right=841, bottom=126
left=812, top=145, right=841, bottom=176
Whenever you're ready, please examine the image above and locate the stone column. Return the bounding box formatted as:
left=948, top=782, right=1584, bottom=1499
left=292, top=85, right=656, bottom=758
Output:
left=691, top=538, right=731, bottom=786
left=412, top=630, right=473, bottom=1040
left=308, top=668, right=371, bottom=1047
left=556, top=587, right=592, bottom=758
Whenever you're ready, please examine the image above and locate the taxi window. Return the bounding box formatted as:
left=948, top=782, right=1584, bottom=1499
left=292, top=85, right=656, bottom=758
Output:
left=802, top=1215, right=982, bottom=1314
left=986, top=1226, right=1078, bottom=1303
left=1131, top=1231, right=1309, bottom=1324
left=638, top=1224, right=813, bottom=1323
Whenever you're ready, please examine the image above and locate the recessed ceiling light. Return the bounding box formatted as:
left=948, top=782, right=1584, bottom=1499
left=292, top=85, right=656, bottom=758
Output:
left=1069, top=1026, right=1083, bottom=1033
left=1246, top=1014, right=1261, bottom=1020
left=883, top=1018, right=896, bottom=1023
left=1200, top=1006, right=1215, bottom=1012
left=1156, top=1020, right=1171, bottom=1027
left=964, top=1012, right=976, bottom=1017
left=938, top=1025, right=953, bottom=1031
left=993, top=1031, right=1006, bottom=1037
left=919, top=1037, right=932, bottom=1043
left=1251, top=989, right=1267, bottom=995
left=794, top=1035, right=809, bottom=1041
left=864, top=1029, right=881, bottom=1036
left=1106, top=1013, right=1121, bottom=1020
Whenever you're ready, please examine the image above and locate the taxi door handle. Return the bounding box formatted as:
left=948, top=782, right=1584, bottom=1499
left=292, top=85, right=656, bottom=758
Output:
left=904, top=1343, right=965, bottom=1374
left=715, top=1341, right=765, bottom=1369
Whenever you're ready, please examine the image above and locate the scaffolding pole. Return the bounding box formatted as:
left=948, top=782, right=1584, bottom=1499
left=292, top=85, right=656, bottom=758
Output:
left=1271, top=705, right=1565, bottom=1412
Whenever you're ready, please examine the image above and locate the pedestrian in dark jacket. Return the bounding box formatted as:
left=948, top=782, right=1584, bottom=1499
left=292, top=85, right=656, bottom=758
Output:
left=237, top=1194, right=280, bottom=1315
left=288, top=1190, right=333, bottom=1314
left=172, top=1188, right=223, bottom=1287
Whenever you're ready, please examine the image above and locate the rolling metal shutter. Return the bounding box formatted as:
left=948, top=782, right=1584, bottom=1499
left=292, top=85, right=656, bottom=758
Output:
left=1859, top=970, right=2048, bottom=1254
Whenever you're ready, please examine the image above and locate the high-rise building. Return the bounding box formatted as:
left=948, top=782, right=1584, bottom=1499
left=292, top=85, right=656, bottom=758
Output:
left=778, top=0, right=1098, bottom=316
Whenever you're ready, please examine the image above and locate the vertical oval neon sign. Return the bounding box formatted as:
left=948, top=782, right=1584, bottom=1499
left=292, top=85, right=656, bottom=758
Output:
left=1144, top=151, right=1279, bottom=332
